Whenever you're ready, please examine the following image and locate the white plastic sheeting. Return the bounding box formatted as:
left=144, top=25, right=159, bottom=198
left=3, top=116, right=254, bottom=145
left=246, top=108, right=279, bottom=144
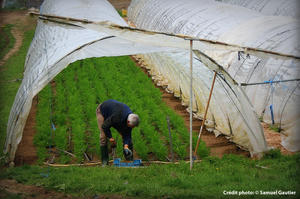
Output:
left=128, top=0, right=300, bottom=152
left=4, top=0, right=175, bottom=162
left=216, top=0, right=300, bottom=18
left=217, top=0, right=300, bottom=152
left=38, top=1, right=269, bottom=155
left=7, top=0, right=295, bottom=162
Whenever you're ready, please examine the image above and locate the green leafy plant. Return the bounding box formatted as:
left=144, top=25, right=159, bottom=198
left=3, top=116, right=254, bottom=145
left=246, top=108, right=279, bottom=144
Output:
left=269, top=124, right=281, bottom=132
left=263, top=148, right=282, bottom=159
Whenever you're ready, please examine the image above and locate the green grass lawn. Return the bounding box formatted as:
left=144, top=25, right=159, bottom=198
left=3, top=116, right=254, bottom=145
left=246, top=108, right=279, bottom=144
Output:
left=1, top=151, right=299, bottom=199
left=0, top=24, right=15, bottom=60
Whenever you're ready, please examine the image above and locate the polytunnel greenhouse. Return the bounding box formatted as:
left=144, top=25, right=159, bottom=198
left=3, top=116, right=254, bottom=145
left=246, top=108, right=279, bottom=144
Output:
left=127, top=0, right=300, bottom=153
left=3, top=0, right=299, bottom=166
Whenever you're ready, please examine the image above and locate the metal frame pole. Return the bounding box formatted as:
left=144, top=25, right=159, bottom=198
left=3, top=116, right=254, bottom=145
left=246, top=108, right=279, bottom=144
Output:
left=189, top=40, right=193, bottom=170
left=194, top=71, right=217, bottom=157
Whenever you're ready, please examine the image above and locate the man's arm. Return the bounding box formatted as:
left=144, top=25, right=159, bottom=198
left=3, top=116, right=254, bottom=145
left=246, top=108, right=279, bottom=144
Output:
left=122, top=130, right=132, bottom=148
left=122, top=131, right=133, bottom=160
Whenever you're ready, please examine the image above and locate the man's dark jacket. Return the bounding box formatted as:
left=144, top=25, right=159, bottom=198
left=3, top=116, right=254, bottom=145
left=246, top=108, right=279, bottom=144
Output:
left=100, top=99, right=133, bottom=145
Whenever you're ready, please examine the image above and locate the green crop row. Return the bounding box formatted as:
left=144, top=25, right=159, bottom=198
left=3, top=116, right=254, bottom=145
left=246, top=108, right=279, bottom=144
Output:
left=35, top=56, right=208, bottom=163
left=57, top=62, right=87, bottom=163
left=52, top=73, right=70, bottom=164
left=34, top=84, right=52, bottom=164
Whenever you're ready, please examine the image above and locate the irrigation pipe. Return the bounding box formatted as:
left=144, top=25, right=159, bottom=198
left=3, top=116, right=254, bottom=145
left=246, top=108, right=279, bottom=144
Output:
left=146, top=160, right=202, bottom=164
left=194, top=71, right=217, bottom=157
left=43, top=160, right=202, bottom=167
left=44, top=161, right=105, bottom=167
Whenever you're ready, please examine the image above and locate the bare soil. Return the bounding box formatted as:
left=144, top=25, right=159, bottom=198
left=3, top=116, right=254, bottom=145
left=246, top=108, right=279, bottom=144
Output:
left=0, top=179, right=132, bottom=199
left=162, top=90, right=250, bottom=157
left=0, top=179, right=74, bottom=199
left=14, top=96, right=38, bottom=165
left=262, top=122, right=295, bottom=155
left=0, top=10, right=29, bottom=26
left=0, top=26, right=23, bottom=66
left=0, top=10, right=33, bottom=66
left=107, top=0, right=131, bottom=10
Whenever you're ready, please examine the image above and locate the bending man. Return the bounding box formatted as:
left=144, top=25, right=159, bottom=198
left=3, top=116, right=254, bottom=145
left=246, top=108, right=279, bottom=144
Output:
left=96, top=99, right=140, bottom=165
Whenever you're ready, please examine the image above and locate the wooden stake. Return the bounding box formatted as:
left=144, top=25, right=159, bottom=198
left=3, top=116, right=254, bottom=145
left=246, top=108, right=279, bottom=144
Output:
left=56, top=148, right=76, bottom=157
left=84, top=152, right=91, bottom=161
left=194, top=71, right=217, bottom=157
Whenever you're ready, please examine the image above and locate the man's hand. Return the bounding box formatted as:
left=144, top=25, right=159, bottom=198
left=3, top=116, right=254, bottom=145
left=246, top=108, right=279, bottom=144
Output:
left=109, top=138, right=117, bottom=148
left=123, top=144, right=133, bottom=160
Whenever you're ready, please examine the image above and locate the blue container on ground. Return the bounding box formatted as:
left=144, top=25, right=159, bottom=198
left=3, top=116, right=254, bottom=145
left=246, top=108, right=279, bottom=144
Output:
left=113, top=158, right=142, bottom=167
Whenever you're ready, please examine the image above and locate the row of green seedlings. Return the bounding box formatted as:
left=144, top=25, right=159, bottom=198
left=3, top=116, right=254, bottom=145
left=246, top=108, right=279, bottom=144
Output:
left=91, top=56, right=209, bottom=160
left=91, top=57, right=174, bottom=160
left=35, top=58, right=127, bottom=163
left=35, top=56, right=209, bottom=163
left=35, top=61, right=97, bottom=163
left=34, top=84, right=52, bottom=163
left=54, top=60, right=102, bottom=163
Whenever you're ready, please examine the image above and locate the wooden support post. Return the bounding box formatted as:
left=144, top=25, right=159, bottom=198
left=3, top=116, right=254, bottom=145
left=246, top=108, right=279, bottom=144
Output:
left=194, top=71, right=217, bottom=157
left=189, top=40, right=193, bottom=170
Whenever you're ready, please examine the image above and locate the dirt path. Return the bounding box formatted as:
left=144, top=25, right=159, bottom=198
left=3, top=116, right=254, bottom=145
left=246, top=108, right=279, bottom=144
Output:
left=15, top=96, right=38, bottom=165
left=0, top=10, right=28, bottom=26
left=0, top=179, right=131, bottom=199
left=0, top=179, right=74, bottom=199
left=262, top=123, right=294, bottom=155
left=107, top=0, right=131, bottom=10
left=0, top=10, right=38, bottom=165
left=161, top=89, right=250, bottom=157
left=0, top=25, right=24, bottom=66
left=0, top=10, right=30, bottom=67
